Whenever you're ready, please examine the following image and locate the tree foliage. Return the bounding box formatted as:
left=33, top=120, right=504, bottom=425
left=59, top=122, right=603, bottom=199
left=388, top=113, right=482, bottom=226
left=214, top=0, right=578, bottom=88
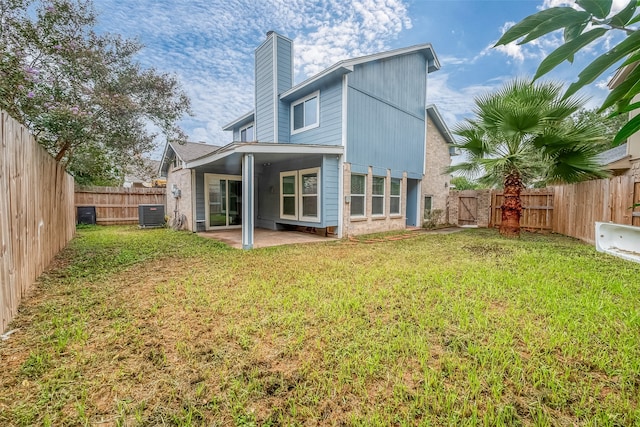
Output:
left=0, top=0, right=191, bottom=185
left=495, top=0, right=640, bottom=146
left=572, top=107, right=628, bottom=147
left=450, top=176, right=484, bottom=190
left=449, top=79, right=608, bottom=237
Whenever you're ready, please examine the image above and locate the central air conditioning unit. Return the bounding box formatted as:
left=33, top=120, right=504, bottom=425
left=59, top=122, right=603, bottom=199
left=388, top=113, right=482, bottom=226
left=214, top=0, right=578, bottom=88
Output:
left=138, top=204, right=165, bottom=228
left=77, top=206, right=96, bottom=225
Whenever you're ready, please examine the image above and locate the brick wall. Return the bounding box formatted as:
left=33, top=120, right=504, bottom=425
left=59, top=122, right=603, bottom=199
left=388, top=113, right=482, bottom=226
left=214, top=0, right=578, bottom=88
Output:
left=342, top=163, right=407, bottom=236
left=166, top=167, right=193, bottom=231
left=422, top=115, right=452, bottom=224
left=448, top=189, right=491, bottom=227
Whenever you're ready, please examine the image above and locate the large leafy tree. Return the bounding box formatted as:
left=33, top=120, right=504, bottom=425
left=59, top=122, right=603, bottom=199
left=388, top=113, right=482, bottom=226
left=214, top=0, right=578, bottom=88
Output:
left=450, top=176, right=485, bottom=190
left=0, top=0, right=191, bottom=185
left=449, top=80, right=608, bottom=237
left=495, top=0, right=640, bottom=146
left=573, top=107, right=628, bottom=147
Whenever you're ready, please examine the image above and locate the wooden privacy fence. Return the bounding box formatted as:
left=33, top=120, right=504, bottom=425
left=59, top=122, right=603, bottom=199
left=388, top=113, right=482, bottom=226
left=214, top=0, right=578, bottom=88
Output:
left=75, top=186, right=166, bottom=225
left=552, top=175, right=638, bottom=244
left=491, top=188, right=554, bottom=231
left=458, top=194, right=478, bottom=226
left=452, top=175, right=640, bottom=244
left=1, top=111, right=75, bottom=333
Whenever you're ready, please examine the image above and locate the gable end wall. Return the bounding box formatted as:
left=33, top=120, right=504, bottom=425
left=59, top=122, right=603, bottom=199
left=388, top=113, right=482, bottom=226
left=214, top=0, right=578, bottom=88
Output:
left=346, top=53, right=427, bottom=176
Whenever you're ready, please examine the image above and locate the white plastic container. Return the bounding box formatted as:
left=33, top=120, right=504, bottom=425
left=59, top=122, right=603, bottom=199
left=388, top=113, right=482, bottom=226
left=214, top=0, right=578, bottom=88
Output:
left=595, top=222, right=640, bottom=264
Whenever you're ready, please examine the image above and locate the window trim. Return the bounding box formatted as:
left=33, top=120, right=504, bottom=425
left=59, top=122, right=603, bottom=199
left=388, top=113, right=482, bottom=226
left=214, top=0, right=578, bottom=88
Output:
left=280, top=171, right=298, bottom=221
left=279, top=167, right=321, bottom=223
left=204, top=173, right=243, bottom=230
left=291, top=90, right=320, bottom=135
left=299, top=167, right=321, bottom=222
left=239, top=123, right=255, bottom=142
left=390, top=178, right=401, bottom=216
left=424, top=195, right=433, bottom=217
left=350, top=174, right=366, bottom=218
left=371, top=176, right=385, bottom=217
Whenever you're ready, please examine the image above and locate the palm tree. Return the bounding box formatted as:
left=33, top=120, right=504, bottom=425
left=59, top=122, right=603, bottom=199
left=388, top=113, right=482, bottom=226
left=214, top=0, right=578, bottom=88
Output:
left=449, top=79, right=608, bottom=237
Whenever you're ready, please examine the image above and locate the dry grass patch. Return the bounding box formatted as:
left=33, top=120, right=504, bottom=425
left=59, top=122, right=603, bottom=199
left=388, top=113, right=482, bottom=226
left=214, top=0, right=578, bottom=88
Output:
left=1, top=226, right=639, bottom=426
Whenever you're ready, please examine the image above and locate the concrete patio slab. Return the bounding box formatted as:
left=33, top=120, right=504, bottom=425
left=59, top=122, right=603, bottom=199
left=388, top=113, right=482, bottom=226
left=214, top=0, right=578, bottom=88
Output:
left=198, top=228, right=337, bottom=249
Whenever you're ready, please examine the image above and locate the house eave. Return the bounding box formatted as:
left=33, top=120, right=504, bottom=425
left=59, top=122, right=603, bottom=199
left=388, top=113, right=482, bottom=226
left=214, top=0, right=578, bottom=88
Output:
left=185, top=142, right=344, bottom=169
left=280, top=65, right=353, bottom=101
left=159, top=142, right=184, bottom=177
left=426, top=104, right=455, bottom=144
left=280, top=43, right=440, bottom=101
left=222, top=111, right=255, bottom=131
left=605, top=156, right=632, bottom=171
left=608, top=61, right=639, bottom=89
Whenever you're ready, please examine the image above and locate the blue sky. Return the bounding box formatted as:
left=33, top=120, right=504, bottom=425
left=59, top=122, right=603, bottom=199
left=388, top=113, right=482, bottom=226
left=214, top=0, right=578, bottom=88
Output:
left=94, top=0, right=631, bottom=157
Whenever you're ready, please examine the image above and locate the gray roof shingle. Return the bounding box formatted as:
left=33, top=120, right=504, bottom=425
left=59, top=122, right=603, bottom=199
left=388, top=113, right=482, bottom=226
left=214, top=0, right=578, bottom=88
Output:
left=172, top=141, right=221, bottom=162
left=596, top=143, right=629, bottom=166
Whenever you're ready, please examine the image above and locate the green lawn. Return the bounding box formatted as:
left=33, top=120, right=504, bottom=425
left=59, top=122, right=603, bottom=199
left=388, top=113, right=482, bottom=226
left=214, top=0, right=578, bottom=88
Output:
left=1, top=226, right=639, bottom=426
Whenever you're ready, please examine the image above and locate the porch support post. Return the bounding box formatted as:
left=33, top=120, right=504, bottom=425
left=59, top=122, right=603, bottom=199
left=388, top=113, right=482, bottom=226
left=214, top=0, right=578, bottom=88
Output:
left=242, top=153, right=254, bottom=250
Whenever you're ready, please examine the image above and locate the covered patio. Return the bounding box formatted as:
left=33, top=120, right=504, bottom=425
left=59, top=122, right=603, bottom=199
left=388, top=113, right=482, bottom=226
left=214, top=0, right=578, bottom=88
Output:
left=186, top=142, right=344, bottom=249
left=198, top=228, right=337, bottom=249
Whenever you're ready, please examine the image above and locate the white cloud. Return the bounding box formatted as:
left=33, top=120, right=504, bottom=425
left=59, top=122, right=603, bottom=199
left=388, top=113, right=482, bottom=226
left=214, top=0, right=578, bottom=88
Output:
left=95, top=0, right=412, bottom=155
left=427, top=72, right=508, bottom=129
left=488, top=20, right=563, bottom=64
left=541, top=0, right=629, bottom=15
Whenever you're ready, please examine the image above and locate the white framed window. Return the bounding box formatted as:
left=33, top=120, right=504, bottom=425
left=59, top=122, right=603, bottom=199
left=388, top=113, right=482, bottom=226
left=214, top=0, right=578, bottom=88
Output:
left=390, top=178, right=401, bottom=215
left=280, top=171, right=298, bottom=220
left=372, top=176, right=385, bottom=216
left=424, top=196, right=433, bottom=214
left=291, top=91, right=319, bottom=134
left=350, top=174, right=366, bottom=217
left=240, top=123, right=254, bottom=142
left=299, top=168, right=319, bottom=222
left=280, top=168, right=321, bottom=222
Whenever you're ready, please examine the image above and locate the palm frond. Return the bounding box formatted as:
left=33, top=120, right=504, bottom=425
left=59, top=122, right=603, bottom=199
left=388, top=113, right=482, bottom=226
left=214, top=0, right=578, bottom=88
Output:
left=451, top=78, right=607, bottom=188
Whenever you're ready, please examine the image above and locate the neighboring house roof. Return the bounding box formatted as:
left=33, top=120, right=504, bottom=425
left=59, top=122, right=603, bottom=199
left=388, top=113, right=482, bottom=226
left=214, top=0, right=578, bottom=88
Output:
left=426, top=104, right=455, bottom=145
left=597, top=143, right=630, bottom=168
left=224, top=43, right=441, bottom=131
left=608, top=62, right=639, bottom=89
left=172, top=141, right=221, bottom=162
left=124, top=159, right=161, bottom=186
left=159, top=141, right=221, bottom=176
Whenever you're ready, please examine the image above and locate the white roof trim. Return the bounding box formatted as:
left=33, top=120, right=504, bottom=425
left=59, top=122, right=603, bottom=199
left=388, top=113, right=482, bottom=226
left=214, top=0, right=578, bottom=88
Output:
left=222, top=111, right=255, bottom=131
left=185, top=142, right=343, bottom=169
left=280, top=43, right=440, bottom=100
left=426, top=104, right=455, bottom=144
left=608, top=62, right=639, bottom=90
left=158, top=141, right=172, bottom=175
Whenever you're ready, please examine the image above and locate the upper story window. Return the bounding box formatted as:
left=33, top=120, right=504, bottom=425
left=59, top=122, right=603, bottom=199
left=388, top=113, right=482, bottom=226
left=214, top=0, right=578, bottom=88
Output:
left=291, top=91, right=319, bottom=134
left=240, top=124, right=254, bottom=142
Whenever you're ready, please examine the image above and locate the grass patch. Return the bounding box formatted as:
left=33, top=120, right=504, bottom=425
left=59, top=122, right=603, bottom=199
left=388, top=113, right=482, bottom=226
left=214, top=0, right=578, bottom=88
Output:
left=1, top=226, right=639, bottom=425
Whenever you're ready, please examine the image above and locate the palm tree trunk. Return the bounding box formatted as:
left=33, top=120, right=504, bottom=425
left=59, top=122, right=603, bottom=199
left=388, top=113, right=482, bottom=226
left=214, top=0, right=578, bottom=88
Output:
left=500, top=172, right=523, bottom=237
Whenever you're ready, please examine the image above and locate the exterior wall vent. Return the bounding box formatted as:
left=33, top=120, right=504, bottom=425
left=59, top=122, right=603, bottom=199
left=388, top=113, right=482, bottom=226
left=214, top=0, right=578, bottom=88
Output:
left=138, top=204, right=165, bottom=228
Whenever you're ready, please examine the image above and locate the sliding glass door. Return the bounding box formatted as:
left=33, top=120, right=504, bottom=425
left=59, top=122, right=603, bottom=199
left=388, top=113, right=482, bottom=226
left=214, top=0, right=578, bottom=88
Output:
left=205, top=174, right=242, bottom=228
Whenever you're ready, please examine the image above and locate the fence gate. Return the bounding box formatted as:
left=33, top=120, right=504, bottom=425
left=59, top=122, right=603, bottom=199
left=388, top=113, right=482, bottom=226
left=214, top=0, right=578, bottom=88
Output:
left=458, top=196, right=478, bottom=226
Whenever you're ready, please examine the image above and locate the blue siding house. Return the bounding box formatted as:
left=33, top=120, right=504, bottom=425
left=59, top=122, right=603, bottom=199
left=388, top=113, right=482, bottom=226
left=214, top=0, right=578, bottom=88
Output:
left=160, top=31, right=454, bottom=248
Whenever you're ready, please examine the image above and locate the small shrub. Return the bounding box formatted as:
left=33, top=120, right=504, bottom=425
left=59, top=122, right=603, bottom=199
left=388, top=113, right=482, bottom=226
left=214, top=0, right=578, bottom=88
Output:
left=423, top=209, right=443, bottom=229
